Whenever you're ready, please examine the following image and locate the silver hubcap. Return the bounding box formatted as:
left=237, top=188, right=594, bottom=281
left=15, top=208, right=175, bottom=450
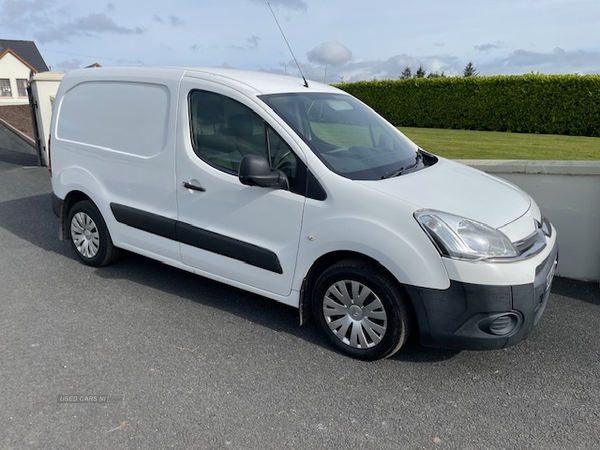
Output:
left=322, top=280, right=387, bottom=349
left=70, top=212, right=100, bottom=258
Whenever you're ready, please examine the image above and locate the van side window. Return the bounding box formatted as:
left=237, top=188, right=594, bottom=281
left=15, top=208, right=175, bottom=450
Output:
left=189, top=90, right=299, bottom=191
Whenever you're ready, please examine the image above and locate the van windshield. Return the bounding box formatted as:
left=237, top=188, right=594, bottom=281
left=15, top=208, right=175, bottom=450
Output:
left=260, top=93, right=424, bottom=180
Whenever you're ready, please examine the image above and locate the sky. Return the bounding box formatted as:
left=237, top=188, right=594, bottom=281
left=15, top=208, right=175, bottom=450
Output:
left=2, top=0, right=600, bottom=82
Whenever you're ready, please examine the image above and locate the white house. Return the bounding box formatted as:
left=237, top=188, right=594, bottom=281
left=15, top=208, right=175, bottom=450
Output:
left=0, top=40, right=48, bottom=105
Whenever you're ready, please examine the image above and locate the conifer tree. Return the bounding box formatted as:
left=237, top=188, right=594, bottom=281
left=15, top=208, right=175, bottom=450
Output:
left=400, top=66, right=412, bottom=79
left=463, top=61, right=479, bottom=77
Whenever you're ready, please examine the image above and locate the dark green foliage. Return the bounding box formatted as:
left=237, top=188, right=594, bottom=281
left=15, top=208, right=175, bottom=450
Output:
left=463, top=61, right=478, bottom=77
left=334, top=74, right=600, bottom=137
left=427, top=71, right=445, bottom=78
left=400, top=66, right=412, bottom=79
left=415, top=65, right=426, bottom=78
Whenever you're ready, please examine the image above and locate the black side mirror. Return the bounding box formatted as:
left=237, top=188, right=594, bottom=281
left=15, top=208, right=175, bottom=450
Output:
left=238, top=155, right=289, bottom=190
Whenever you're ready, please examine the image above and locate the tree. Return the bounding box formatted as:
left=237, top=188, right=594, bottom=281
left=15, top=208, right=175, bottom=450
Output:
left=400, top=66, right=412, bottom=79
left=463, top=61, right=479, bottom=77
left=427, top=71, right=445, bottom=78
left=415, top=65, right=427, bottom=78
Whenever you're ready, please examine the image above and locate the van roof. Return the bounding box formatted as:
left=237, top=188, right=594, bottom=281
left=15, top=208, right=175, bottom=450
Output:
left=62, top=66, right=341, bottom=96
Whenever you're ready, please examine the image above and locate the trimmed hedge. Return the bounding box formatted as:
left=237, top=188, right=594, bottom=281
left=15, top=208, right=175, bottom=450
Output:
left=335, top=75, right=600, bottom=137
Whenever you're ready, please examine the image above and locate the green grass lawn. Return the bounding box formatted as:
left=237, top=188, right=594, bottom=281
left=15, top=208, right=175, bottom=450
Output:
left=399, top=127, right=600, bottom=160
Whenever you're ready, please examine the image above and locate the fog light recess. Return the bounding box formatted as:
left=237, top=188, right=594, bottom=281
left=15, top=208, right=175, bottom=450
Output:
left=489, top=313, right=520, bottom=336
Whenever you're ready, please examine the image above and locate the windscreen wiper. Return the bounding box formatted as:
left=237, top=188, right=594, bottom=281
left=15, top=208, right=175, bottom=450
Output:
left=381, top=151, right=423, bottom=179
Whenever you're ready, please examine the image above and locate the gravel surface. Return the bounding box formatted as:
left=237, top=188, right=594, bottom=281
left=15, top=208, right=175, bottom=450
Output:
left=1, top=125, right=599, bottom=450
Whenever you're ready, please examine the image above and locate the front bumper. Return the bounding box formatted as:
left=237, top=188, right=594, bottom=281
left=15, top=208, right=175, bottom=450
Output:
left=404, top=241, right=558, bottom=350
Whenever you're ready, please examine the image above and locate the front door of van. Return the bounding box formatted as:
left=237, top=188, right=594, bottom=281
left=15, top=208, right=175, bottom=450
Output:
left=175, top=80, right=306, bottom=298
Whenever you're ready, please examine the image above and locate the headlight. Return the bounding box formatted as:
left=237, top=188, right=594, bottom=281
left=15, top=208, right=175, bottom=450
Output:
left=414, top=209, right=518, bottom=261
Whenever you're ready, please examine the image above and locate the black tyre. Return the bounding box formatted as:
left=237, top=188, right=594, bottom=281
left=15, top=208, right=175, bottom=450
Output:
left=312, top=259, right=411, bottom=361
left=67, top=200, right=120, bottom=267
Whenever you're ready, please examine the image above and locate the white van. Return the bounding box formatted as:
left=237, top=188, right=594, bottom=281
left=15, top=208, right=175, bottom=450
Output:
left=49, top=67, right=558, bottom=360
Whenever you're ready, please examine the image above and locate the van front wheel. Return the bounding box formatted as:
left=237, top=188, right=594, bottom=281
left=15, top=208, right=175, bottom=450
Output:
left=67, top=200, right=119, bottom=267
left=312, top=260, right=411, bottom=361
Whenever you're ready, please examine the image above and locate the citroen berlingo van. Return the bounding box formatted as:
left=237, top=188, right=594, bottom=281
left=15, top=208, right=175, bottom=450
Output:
left=49, top=67, right=558, bottom=360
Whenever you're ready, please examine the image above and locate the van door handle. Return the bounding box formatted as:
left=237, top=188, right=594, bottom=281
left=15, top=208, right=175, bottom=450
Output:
left=182, top=181, right=206, bottom=192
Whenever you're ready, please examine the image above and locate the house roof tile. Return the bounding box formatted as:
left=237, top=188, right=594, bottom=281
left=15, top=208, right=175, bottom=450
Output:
left=0, top=39, right=49, bottom=73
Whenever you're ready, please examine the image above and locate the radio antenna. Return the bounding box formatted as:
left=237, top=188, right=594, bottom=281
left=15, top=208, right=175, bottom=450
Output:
left=268, top=2, right=309, bottom=88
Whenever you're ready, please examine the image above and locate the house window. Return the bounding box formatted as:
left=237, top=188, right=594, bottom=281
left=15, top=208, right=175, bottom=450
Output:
left=0, top=79, right=11, bottom=97
left=17, top=79, right=28, bottom=97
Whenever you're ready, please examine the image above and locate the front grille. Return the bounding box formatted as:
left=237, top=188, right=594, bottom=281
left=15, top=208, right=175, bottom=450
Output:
left=515, top=230, right=539, bottom=254
left=513, top=219, right=547, bottom=258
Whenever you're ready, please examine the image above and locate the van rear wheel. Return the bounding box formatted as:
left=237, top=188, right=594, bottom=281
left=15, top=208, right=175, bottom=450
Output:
left=312, top=259, right=411, bottom=361
left=67, top=200, right=119, bottom=267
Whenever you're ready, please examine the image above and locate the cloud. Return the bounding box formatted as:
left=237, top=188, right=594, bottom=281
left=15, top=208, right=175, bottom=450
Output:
left=0, top=0, right=52, bottom=18
left=339, top=54, right=460, bottom=81
left=34, top=13, right=144, bottom=43
left=169, top=15, right=185, bottom=27
left=229, top=35, right=261, bottom=50
left=250, top=0, right=307, bottom=11
left=297, top=46, right=600, bottom=82
left=474, top=42, right=505, bottom=52
left=307, top=42, right=352, bottom=66
left=154, top=14, right=185, bottom=27
left=271, top=53, right=460, bottom=83
left=68, top=13, right=143, bottom=34
left=54, top=58, right=82, bottom=71
left=0, top=1, right=144, bottom=44
left=0, top=0, right=55, bottom=29
left=246, top=35, right=260, bottom=49
left=481, top=47, right=600, bottom=75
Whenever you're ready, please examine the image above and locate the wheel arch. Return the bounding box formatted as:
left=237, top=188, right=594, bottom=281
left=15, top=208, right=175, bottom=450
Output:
left=299, top=250, right=417, bottom=330
left=58, top=190, right=94, bottom=240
